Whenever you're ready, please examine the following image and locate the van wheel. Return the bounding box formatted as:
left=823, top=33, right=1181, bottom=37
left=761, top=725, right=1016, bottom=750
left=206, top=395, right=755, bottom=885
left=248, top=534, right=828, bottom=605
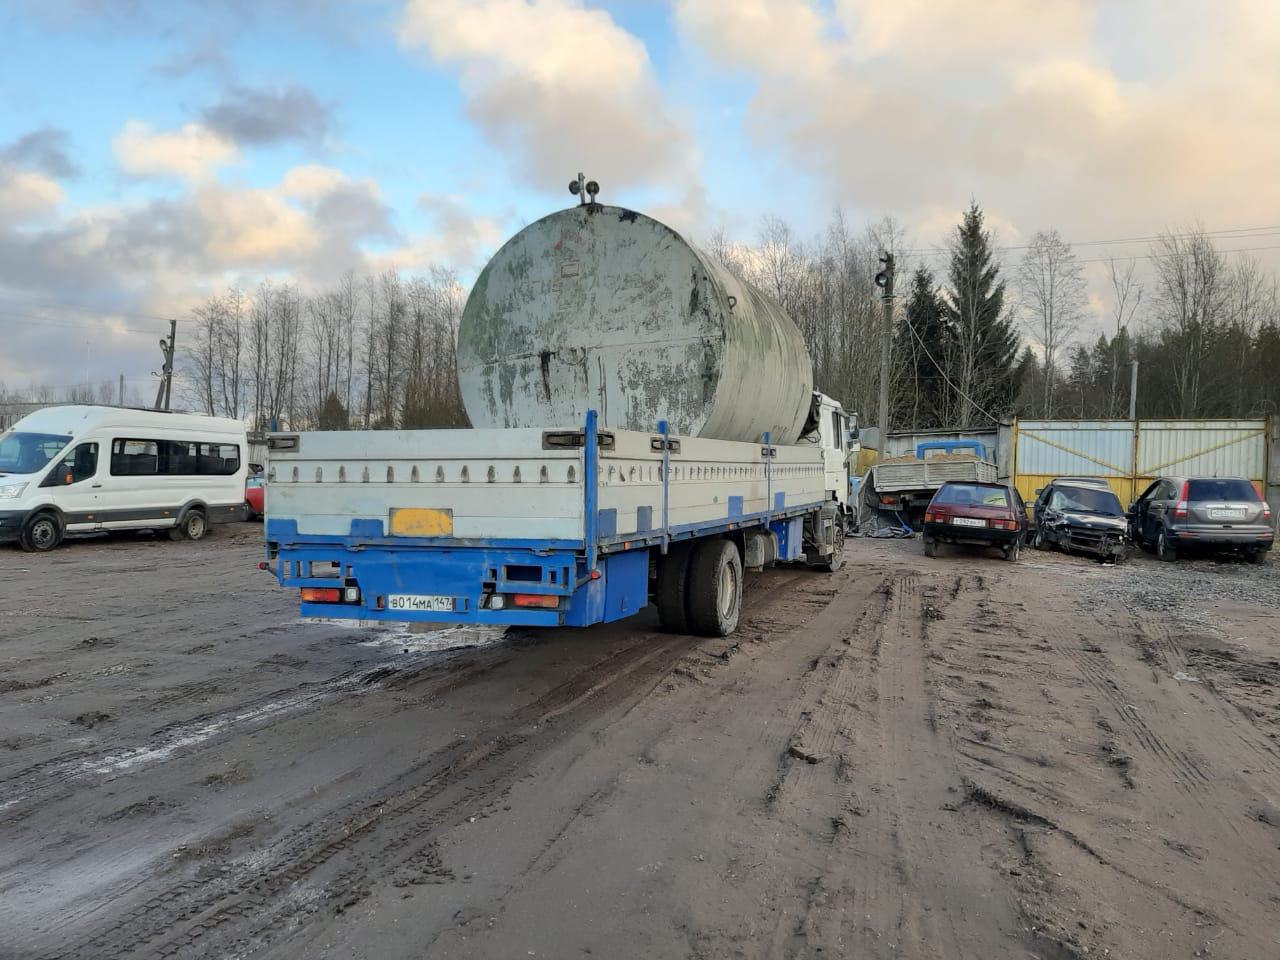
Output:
left=1155, top=527, right=1177, bottom=562
left=686, top=539, right=742, bottom=637
left=169, top=509, right=207, bottom=542
left=20, top=512, right=62, bottom=552
left=655, top=544, right=694, bottom=634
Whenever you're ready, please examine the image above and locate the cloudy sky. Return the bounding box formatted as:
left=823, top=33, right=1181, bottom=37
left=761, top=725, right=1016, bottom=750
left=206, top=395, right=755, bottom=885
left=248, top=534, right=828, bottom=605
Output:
left=1, top=0, right=1277, bottom=397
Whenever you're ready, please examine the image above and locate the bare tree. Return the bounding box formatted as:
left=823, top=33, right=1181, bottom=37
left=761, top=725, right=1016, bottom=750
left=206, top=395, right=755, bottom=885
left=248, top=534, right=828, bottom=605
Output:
left=1149, top=228, right=1227, bottom=417
left=1107, top=258, right=1142, bottom=417
left=1017, top=230, right=1086, bottom=416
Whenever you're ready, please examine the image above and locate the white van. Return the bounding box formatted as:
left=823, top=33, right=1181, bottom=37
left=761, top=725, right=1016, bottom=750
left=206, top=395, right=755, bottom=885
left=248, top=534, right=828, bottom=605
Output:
left=0, top=405, right=248, bottom=551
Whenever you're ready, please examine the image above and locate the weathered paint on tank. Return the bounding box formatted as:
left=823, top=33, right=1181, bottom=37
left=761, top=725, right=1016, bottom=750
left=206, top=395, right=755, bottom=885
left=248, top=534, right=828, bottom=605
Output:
left=457, top=205, right=814, bottom=445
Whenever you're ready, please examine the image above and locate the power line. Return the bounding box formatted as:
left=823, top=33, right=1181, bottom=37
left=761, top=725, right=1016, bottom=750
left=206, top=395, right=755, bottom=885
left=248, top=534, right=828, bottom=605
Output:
left=0, top=312, right=168, bottom=336
left=900, top=224, right=1280, bottom=256
left=0, top=293, right=187, bottom=323
left=900, top=243, right=1280, bottom=271
left=897, top=309, right=1004, bottom=427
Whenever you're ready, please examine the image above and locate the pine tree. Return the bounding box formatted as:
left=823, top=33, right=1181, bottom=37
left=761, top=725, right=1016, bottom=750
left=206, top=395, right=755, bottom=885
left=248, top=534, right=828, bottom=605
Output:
left=892, top=267, right=953, bottom=429
left=941, top=202, right=1021, bottom=426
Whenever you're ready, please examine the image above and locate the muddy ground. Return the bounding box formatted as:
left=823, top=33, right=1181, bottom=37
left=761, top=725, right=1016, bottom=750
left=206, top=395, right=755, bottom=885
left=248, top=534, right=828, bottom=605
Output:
left=1, top=526, right=1278, bottom=960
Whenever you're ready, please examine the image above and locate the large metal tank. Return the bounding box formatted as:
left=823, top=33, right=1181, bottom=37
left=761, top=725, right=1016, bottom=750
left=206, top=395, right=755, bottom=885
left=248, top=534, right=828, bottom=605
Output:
left=457, top=204, right=814, bottom=445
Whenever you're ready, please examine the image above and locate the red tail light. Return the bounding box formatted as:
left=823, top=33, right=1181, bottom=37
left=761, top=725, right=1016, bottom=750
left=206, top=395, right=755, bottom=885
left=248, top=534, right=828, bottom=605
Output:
left=1265, top=504, right=1273, bottom=520
left=300, top=587, right=341, bottom=603
left=1173, top=481, right=1189, bottom=519
left=991, top=519, right=1018, bottom=530
left=512, top=594, right=559, bottom=609
left=925, top=511, right=940, bottom=523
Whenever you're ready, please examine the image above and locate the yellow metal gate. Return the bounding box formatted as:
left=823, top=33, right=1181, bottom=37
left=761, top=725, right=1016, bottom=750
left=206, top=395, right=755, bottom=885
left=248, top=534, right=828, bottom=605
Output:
left=1013, top=419, right=1270, bottom=507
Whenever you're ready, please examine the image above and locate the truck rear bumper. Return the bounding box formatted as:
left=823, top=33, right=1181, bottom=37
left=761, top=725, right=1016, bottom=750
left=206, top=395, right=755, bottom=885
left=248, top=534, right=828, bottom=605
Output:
left=268, top=525, right=651, bottom=628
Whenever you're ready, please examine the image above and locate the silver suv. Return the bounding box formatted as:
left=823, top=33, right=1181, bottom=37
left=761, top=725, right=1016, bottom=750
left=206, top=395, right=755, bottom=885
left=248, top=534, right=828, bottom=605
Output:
left=1129, top=476, right=1274, bottom=563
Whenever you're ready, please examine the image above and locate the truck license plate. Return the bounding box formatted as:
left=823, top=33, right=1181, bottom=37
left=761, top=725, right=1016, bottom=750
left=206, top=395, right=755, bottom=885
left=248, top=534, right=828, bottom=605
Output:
left=952, top=517, right=986, bottom=527
left=387, top=594, right=455, bottom=613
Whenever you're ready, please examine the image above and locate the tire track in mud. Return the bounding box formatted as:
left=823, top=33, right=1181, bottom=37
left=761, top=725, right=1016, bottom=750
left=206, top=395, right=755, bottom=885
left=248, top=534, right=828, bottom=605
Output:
left=1132, top=612, right=1280, bottom=782
left=745, top=569, right=1031, bottom=960
left=34, top=629, right=704, bottom=960
left=0, top=664, right=381, bottom=822
left=1053, top=626, right=1215, bottom=796
left=974, top=586, right=1280, bottom=943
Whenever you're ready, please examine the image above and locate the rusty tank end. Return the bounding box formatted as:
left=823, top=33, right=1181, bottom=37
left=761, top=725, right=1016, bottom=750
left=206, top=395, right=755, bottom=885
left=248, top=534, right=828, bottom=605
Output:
left=457, top=204, right=814, bottom=445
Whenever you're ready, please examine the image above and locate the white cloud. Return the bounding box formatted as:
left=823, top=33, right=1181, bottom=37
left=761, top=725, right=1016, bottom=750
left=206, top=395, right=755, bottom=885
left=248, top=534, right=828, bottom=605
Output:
left=398, top=0, right=697, bottom=191
left=113, top=120, right=240, bottom=180
left=675, top=0, right=1280, bottom=247
left=279, top=164, right=351, bottom=199
left=0, top=168, right=65, bottom=221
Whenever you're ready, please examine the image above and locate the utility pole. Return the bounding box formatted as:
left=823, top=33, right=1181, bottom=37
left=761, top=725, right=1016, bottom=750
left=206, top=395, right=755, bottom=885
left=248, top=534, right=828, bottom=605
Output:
left=118, top=374, right=124, bottom=407
left=1129, top=360, right=1139, bottom=420
left=154, top=318, right=177, bottom=411
left=874, top=252, right=895, bottom=463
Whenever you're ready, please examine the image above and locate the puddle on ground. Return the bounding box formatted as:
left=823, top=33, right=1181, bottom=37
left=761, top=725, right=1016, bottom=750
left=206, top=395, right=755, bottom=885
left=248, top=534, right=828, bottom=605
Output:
left=308, top=618, right=509, bottom=654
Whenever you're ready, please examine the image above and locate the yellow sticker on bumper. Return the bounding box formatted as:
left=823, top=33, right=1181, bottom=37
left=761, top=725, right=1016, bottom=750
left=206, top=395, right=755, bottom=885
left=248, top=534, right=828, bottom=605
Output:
left=389, top=507, right=453, bottom=537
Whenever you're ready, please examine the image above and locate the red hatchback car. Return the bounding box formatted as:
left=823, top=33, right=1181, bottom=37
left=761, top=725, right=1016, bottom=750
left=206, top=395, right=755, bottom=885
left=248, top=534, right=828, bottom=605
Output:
left=922, top=481, right=1027, bottom=562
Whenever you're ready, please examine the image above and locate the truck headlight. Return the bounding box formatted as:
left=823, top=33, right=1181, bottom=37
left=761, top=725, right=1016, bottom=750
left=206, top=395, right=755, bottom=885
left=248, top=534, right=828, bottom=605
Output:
left=0, top=482, right=28, bottom=500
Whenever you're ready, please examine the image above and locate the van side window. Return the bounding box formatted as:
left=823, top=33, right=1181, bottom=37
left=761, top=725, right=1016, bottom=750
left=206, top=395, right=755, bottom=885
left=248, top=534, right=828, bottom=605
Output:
left=111, top=439, right=159, bottom=476
left=110, top=438, right=241, bottom=476
left=40, top=442, right=98, bottom=487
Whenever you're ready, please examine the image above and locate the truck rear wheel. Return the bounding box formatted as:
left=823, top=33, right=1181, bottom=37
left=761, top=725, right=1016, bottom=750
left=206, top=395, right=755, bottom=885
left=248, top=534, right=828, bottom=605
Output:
left=687, top=539, right=742, bottom=637
left=655, top=544, right=694, bottom=634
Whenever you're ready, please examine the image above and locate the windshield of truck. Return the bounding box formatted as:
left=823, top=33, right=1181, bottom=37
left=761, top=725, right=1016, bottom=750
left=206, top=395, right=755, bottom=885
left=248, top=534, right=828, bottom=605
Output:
left=1187, top=478, right=1261, bottom=502
left=0, top=431, right=72, bottom=475
left=934, top=483, right=1009, bottom=507
left=1050, top=485, right=1123, bottom=515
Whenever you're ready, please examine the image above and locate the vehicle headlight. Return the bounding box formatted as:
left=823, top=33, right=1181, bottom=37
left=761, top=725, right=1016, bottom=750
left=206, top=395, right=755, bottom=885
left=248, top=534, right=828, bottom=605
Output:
left=0, top=482, right=28, bottom=500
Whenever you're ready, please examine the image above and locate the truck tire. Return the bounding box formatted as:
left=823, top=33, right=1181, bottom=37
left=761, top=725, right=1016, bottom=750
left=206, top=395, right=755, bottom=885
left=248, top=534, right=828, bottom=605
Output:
left=20, top=512, right=63, bottom=552
left=817, top=521, right=845, bottom=573
left=655, top=544, right=694, bottom=634
left=686, top=539, right=743, bottom=637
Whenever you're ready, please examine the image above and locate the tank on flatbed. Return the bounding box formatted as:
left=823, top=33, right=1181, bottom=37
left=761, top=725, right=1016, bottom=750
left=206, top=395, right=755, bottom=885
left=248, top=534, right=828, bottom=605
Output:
left=457, top=204, right=815, bottom=445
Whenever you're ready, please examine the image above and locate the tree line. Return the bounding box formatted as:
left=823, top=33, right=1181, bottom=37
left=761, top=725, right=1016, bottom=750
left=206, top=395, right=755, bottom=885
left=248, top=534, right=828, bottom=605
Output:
left=181, top=268, right=468, bottom=431
left=15, top=204, right=1262, bottom=434
left=712, top=205, right=1279, bottom=431
left=177, top=207, right=1280, bottom=432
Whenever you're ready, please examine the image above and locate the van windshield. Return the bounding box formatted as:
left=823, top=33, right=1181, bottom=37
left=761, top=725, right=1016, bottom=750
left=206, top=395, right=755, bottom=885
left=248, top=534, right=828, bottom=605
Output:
left=0, top=431, right=72, bottom=475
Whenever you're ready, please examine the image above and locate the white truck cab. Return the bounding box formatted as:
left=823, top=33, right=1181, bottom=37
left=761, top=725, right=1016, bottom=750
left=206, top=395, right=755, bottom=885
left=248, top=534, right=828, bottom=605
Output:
left=0, top=405, right=249, bottom=551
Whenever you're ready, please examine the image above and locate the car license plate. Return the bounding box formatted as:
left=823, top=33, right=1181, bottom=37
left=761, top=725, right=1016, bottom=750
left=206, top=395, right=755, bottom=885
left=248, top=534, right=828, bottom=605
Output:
left=952, top=517, right=986, bottom=527
left=1209, top=509, right=1245, bottom=521
left=387, top=594, right=455, bottom=612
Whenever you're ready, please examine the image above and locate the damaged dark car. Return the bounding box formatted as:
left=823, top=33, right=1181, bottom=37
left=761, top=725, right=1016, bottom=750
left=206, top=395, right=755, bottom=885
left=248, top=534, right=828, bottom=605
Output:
left=1030, top=478, right=1129, bottom=561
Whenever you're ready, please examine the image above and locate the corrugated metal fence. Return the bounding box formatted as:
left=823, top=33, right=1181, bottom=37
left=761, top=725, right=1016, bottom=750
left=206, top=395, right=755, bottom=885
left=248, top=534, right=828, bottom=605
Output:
left=1013, top=419, right=1270, bottom=507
